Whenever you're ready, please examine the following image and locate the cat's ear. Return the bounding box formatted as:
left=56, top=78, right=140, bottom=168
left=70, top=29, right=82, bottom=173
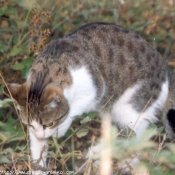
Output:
left=3, top=83, right=28, bottom=106
left=40, top=86, right=62, bottom=108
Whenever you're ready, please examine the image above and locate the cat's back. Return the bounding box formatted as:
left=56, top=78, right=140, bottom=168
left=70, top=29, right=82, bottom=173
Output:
left=36, top=22, right=166, bottom=72
left=31, top=23, right=169, bottom=109
left=36, top=22, right=166, bottom=77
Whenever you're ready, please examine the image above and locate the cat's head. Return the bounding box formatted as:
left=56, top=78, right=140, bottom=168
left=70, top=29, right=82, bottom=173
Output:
left=4, top=83, right=69, bottom=139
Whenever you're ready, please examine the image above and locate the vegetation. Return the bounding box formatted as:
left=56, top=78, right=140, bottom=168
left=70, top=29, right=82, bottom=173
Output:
left=0, top=0, right=175, bottom=174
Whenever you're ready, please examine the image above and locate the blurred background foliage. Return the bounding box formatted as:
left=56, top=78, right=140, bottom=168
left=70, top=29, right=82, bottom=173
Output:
left=0, top=0, right=175, bottom=174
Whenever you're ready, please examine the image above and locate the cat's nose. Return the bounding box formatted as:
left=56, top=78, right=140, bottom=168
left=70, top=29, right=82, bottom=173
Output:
left=35, top=131, right=45, bottom=139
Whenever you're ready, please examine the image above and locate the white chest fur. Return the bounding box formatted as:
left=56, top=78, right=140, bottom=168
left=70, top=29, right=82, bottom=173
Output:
left=64, top=66, right=98, bottom=113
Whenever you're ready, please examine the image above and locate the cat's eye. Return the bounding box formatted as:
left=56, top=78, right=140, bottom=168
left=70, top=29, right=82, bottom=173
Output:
left=44, top=122, right=54, bottom=128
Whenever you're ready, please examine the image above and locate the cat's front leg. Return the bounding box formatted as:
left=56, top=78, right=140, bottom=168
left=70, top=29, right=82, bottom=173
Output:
left=29, top=128, right=47, bottom=168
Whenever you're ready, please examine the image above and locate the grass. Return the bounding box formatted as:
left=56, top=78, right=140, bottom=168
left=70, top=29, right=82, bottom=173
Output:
left=0, top=0, right=175, bottom=174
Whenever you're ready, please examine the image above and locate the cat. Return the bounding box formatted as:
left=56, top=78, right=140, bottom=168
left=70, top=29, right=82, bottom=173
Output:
left=4, top=22, right=175, bottom=172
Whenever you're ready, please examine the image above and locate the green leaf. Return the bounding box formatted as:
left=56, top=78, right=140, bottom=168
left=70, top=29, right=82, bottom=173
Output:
left=76, top=128, right=89, bottom=138
left=0, top=98, right=12, bottom=108
left=0, top=8, right=4, bottom=16
left=12, top=58, right=34, bottom=77
left=18, top=0, right=34, bottom=10
left=80, top=116, right=91, bottom=124
left=3, top=147, right=14, bottom=155
left=5, top=7, right=15, bottom=15
left=0, top=44, right=9, bottom=53
left=155, top=34, right=165, bottom=41
left=10, top=47, right=22, bottom=56
left=65, top=128, right=74, bottom=137
left=0, top=132, right=11, bottom=142
left=0, top=156, right=11, bottom=163
left=88, top=112, right=96, bottom=119
left=157, top=126, right=164, bottom=133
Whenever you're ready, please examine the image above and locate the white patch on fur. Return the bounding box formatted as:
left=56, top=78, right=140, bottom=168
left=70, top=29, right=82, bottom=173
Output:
left=50, top=100, right=57, bottom=108
left=63, top=66, right=97, bottom=118
left=112, top=79, right=169, bottom=137
left=29, top=127, right=47, bottom=167
left=31, top=120, right=45, bottom=139
left=29, top=120, right=57, bottom=167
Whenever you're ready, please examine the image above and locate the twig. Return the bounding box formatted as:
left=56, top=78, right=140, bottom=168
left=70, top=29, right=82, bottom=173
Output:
left=127, top=97, right=152, bottom=140
left=83, top=136, right=96, bottom=175
left=102, top=94, right=115, bottom=109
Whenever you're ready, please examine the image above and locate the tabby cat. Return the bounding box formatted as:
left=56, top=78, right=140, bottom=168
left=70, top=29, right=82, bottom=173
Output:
left=4, top=22, right=175, bottom=170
